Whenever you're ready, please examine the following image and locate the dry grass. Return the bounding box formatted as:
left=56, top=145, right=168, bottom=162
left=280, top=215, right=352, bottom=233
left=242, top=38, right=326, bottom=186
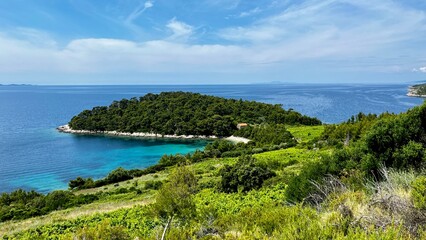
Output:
left=309, top=168, right=426, bottom=237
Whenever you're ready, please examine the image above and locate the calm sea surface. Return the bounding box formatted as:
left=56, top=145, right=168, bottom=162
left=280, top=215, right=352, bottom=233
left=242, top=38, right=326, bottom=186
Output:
left=0, top=84, right=423, bottom=193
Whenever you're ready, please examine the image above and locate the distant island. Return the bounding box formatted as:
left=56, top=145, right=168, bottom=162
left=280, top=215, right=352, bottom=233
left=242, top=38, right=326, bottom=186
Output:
left=407, top=83, right=426, bottom=97
left=61, top=92, right=321, bottom=138
left=0, top=84, right=34, bottom=86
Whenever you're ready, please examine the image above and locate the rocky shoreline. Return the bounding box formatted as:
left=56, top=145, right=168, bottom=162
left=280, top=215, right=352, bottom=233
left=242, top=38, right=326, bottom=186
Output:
left=57, top=124, right=218, bottom=139
left=57, top=125, right=250, bottom=143
left=407, top=85, right=426, bottom=98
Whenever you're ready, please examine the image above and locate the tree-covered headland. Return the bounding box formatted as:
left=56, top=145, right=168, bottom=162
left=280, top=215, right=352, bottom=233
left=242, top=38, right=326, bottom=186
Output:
left=408, top=83, right=426, bottom=97
left=69, top=92, right=321, bottom=136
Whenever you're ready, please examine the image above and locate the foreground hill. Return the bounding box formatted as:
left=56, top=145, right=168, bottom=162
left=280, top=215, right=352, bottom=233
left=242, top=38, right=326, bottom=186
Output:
left=68, top=92, right=321, bottom=137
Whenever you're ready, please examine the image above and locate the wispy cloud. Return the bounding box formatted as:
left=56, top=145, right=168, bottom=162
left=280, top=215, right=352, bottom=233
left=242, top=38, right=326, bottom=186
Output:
left=166, top=18, right=194, bottom=41
left=218, top=0, right=426, bottom=62
left=124, top=1, right=154, bottom=34
left=126, top=1, right=154, bottom=23
left=237, top=7, right=262, bottom=18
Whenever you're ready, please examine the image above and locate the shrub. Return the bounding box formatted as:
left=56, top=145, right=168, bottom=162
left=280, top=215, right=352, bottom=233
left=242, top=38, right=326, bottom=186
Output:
left=219, top=155, right=275, bottom=193
left=105, top=167, right=132, bottom=183
left=286, top=152, right=346, bottom=203
left=411, top=176, right=426, bottom=210
left=144, top=180, right=163, bottom=190
left=159, top=154, right=187, bottom=166
left=392, top=141, right=425, bottom=169
left=251, top=148, right=264, bottom=154
left=44, top=191, right=74, bottom=211
left=69, top=177, right=95, bottom=190
left=74, top=220, right=129, bottom=240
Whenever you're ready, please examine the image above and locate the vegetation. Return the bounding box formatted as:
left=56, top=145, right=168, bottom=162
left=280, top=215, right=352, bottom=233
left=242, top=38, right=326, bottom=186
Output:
left=412, top=176, right=426, bottom=210
left=4, top=96, right=426, bottom=239
left=409, top=83, right=426, bottom=96
left=219, top=155, right=275, bottom=193
left=152, top=165, right=198, bottom=239
left=233, top=123, right=296, bottom=145
left=0, top=189, right=98, bottom=223
left=69, top=92, right=321, bottom=136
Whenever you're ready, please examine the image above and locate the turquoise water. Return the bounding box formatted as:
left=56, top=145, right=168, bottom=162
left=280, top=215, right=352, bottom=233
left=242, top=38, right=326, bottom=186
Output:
left=0, top=84, right=423, bottom=193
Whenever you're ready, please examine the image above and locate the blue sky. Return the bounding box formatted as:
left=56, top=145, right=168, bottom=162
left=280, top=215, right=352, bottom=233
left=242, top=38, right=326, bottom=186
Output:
left=0, top=0, right=425, bottom=84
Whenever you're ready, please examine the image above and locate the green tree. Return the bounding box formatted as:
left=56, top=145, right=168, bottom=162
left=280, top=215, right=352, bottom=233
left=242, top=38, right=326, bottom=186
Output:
left=152, top=164, right=198, bottom=239
left=220, top=155, right=275, bottom=193
left=105, top=167, right=132, bottom=183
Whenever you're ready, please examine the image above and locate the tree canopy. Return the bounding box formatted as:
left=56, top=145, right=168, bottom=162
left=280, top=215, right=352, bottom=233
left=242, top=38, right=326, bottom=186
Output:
left=69, top=92, right=321, bottom=137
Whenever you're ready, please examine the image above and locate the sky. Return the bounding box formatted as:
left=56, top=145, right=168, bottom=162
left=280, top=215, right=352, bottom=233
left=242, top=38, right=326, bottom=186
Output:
left=0, top=0, right=425, bottom=85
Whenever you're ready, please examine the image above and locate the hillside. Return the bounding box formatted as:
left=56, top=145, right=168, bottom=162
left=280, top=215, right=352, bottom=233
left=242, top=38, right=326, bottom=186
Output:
left=2, top=100, right=426, bottom=239
left=68, top=92, right=321, bottom=137
left=408, top=83, right=426, bottom=97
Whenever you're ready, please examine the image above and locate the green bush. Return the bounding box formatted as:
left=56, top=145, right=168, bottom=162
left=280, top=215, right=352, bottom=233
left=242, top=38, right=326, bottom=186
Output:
left=105, top=167, right=132, bottom=183
left=144, top=180, right=163, bottom=190
left=411, top=176, right=426, bottom=209
left=158, top=154, right=187, bottom=166
left=219, top=155, right=275, bottom=193
left=69, top=177, right=95, bottom=190
left=74, top=220, right=130, bottom=240
left=392, top=141, right=425, bottom=169
left=44, top=191, right=73, bottom=211
left=285, top=152, right=348, bottom=203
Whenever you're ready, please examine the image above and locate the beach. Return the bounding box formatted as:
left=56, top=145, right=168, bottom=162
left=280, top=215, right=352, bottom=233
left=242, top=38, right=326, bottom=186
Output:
left=57, top=124, right=251, bottom=143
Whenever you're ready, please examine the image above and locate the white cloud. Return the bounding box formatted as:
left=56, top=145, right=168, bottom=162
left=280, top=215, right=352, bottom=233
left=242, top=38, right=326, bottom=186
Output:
left=1, top=0, right=426, bottom=83
left=166, top=18, right=194, bottom=41
left=413, top=67, right=426, bottom=73
left=237, top=7, right=262, bottom=18
left=127, top=0, right=154, bottom=22
left=144, top=1, right=154, bottom=9
left=218, top=0, right=426, bottom=62
left=0, top=32, right=247, bottom=74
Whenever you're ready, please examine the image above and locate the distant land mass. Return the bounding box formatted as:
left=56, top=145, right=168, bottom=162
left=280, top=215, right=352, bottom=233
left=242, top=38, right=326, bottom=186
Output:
left=408, top=83, right=426, bottom=97
left=0, top=84, right=34, bottom=86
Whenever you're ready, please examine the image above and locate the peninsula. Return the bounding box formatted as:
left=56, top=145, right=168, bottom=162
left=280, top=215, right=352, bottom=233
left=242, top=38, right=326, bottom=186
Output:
left=61, top=92, right=321, bottom=138
left=407, top=83, right=426, bottom=97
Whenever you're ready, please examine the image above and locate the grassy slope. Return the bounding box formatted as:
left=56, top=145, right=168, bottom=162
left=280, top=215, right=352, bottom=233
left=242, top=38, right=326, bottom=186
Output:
left=0, top=126, right=325, bottom=238
left=1, top=125, right=422, bottom=239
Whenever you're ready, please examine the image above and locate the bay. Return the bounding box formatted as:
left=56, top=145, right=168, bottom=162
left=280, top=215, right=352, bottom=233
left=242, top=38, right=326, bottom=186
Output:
left=0, top=84, right=423, bottom=193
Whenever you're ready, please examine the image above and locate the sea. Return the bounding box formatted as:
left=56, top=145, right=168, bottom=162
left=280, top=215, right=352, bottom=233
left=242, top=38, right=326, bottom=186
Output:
left=0, top=84, right=424, bottom=193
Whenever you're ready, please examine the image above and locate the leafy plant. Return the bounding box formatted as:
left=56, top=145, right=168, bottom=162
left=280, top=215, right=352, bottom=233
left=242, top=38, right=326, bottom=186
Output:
left=219, top=155, right=275, bottom=193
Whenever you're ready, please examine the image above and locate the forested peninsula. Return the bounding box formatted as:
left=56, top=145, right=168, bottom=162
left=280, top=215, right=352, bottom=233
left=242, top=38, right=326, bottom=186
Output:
left=64, top=92, right=321, bottom=138
left=408, top=83, right=426, bottom=97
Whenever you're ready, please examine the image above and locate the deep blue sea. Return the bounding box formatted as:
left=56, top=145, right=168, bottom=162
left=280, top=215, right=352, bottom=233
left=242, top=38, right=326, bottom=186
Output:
left=0, top=84, right=424, bottom=193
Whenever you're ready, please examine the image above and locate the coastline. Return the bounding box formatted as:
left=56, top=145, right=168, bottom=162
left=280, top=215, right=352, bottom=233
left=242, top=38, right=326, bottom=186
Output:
left=57, top=125, right=250, bottom=143
left=225, top=136, right=251, bottom=144
left=407, top=86, right=426, bottom=98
